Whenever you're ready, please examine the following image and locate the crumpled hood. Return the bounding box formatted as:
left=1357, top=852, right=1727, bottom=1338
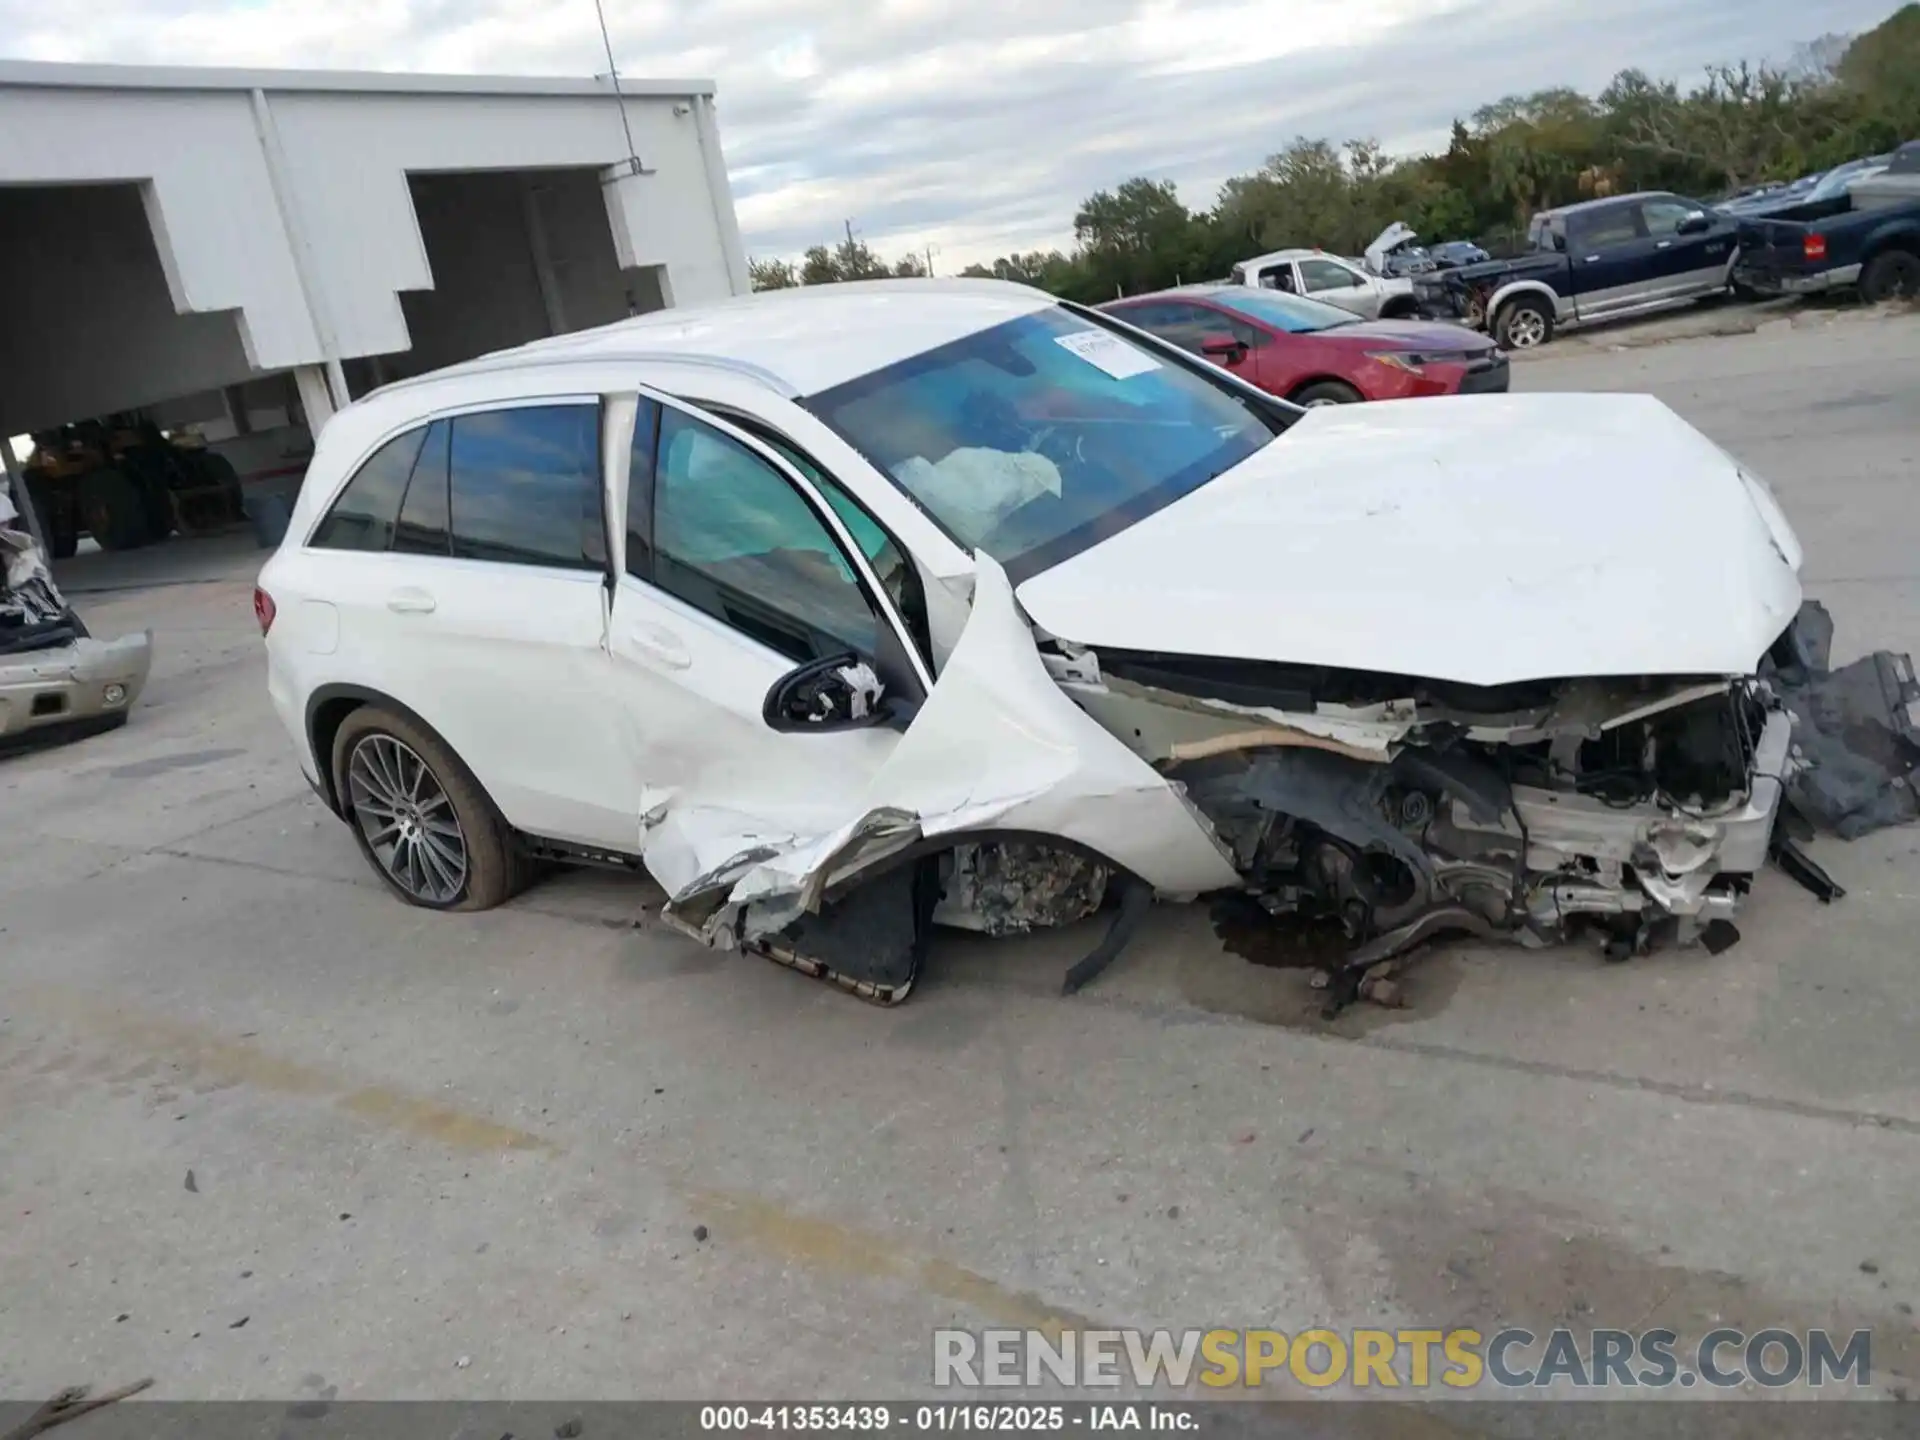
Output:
left=1014, top=393, right=1803, bottom=688
left=1364, top=222, right=1418, bottom=273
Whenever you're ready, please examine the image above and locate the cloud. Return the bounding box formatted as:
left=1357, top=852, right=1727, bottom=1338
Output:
left=0, top=0, right=1898, bottom=267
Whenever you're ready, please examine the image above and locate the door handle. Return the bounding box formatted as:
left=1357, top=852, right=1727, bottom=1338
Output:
left=1582, top=254, right=1601, bottom=263
left=386, top=587, right=436, bottom=614
left=1656, top=240, right=1673, bottom=249
left=626, top=623, right=691, bottom=670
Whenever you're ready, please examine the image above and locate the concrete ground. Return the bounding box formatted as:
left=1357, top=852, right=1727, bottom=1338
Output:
left=4, top=313, right=1920, bottom=1407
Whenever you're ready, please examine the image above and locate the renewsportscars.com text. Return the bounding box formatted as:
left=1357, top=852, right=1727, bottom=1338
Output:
left=933, top=1326, right=1873, bottom=1390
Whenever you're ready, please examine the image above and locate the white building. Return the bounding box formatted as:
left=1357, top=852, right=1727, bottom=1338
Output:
left=0, top=59, right=750, bottom=451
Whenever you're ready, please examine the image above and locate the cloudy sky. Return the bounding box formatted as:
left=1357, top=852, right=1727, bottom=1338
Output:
left=1, top=0, right=1898, bottom=268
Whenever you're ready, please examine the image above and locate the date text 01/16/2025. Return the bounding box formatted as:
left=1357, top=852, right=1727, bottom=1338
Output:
left=700, top=1405, right=1197, bottom=1431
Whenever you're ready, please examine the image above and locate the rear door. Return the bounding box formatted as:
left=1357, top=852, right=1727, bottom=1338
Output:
left=602, top=391, right=932, bottom=892
left=307, top=399, right=630, bottom=849
left=1565, top=201, right=1654, bottom=316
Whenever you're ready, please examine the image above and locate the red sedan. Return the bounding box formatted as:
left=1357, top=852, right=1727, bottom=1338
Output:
left=1099, top=284, right=1507, bottom=406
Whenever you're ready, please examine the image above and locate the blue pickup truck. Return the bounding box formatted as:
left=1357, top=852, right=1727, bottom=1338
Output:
left=1731, top=143, right=1920, bottom=302
left=1411, top=192, right=1741, bottom=349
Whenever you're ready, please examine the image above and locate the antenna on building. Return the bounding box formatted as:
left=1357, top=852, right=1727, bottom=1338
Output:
left=592, top=0, right=649, bottom=176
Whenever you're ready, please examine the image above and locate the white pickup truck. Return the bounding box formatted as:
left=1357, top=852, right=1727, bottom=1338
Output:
left=1228, top=245, right=1421, bottom=320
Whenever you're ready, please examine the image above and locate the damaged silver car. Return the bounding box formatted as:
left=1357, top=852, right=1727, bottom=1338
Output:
left=261, top=280, right=1914, bottom=1006
left=2, top=477, right=151, bottom=747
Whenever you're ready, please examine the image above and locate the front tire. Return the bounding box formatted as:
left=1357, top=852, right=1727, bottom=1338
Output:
left=1495, top=296, right=1554, bottom=350
left=330, top=706, right=526, bottom=911
left=78, top=467, right=152, bottom=551
left=1861, top=249, right=1920, bottom=304
left=1293, top=380, right=1365, bottom=408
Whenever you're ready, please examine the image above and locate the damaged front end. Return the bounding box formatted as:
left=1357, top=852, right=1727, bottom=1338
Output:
left=1, top=487, right=152, bottom=747
left=1048, top=622, right=1823, bottom=1001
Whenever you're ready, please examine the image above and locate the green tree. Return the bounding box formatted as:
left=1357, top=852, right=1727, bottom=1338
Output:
left=748, top=257, right=798, bottom=291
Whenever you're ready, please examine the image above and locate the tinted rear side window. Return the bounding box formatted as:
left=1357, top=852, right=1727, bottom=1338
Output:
left=310, top=426, right=428, bottom=551
left=392, top=419, right=452, bottom=556
left=448, top=404, right=603, bottom=570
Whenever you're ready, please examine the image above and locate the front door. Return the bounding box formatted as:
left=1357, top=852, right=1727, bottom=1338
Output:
left=602, top=392, right=931, bottom=896
left=1637, top=195, right=1735, bottom=299
left=1296, top=257, right=1372, bottom=316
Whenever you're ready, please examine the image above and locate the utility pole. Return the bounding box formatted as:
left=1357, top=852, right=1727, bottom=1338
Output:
left=924, top=243, right=939, bottom=276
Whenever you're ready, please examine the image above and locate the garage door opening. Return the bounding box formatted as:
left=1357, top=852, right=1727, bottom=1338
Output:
left=363, top=168, right=668, bottom=390
left=0, top=182, right=258, bottom=437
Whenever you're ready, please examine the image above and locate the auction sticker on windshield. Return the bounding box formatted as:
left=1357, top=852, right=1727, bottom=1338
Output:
left=1054, top=329, right=1161, bottom=379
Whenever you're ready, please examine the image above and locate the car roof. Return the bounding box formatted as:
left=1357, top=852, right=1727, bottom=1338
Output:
left=388, top=278, right=1060, bottom=400
left=1102, top=284, right=1240, bottom=306
left=1234, top=248, right=1352, bottom=267
left=1539, top=191, right=1682, bottom=219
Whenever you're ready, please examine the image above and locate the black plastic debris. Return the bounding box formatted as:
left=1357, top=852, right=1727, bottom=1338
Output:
left=1772, top=602, right=1920, bottom=840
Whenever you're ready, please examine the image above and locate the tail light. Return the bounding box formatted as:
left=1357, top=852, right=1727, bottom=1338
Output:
left=1804, top=233, right=1828, bottom=262
left=253, top=586, right=277, bottom=635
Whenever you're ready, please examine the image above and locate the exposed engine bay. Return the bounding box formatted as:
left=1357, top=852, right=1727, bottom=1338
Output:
left=1043, top=636, right=1806, bottom=1004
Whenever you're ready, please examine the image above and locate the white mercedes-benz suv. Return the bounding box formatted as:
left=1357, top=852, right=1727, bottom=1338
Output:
left=260, top=279, right=1809, bottom=1003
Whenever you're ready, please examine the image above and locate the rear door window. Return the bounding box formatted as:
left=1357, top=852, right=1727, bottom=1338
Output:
left=310, top=426, right=429, bottom=551
left=1568, top=205, right=1643, bottom=249
left=391, top=419, right=451, bottom=556
left=447, top=404, right=604, bottom=571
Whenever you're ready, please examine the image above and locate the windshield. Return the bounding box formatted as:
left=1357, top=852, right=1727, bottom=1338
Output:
left=1809, top=162, right=1884, bottom=201
left=803, top=308, right=1282, bottom=581
left=1204, top=288, right=1357, bottom=334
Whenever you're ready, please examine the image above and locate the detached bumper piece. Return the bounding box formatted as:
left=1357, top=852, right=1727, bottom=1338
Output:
left=0, top=632, right=153, bottom=747
left=1, top=491, right=153, bottom=748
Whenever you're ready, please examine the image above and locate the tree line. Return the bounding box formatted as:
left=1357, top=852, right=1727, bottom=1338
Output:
left=748, top=3, right=1919, bottom=303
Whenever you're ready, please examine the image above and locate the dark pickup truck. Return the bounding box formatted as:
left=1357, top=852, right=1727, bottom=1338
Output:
left=1412, top=192, right=1741, bottom=350
left=1731, top=145, right=1920, bottom=303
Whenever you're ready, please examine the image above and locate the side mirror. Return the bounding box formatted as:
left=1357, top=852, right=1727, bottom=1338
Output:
left=1200, top=336, right=1248, bottom=363
left=1677, top=212, right=1712, bottom=235
left=763, top=651, right=895, bottom=733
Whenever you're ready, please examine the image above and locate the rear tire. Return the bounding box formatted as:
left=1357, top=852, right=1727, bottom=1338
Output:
left=202, top=453, right=246, bottom=522
left=1293, top=380, right=1365, bottom=408
left=1495, top=296, right=1554, bottom=350
left=48, top=503, right=80, bottom=559
left=78, top=467, right=151, bottom=551
left=22, top=481, right=78, bottom=559
left=330, top=705, right=528, bottom=912
left=1860, top=249, right=1920, bottom=304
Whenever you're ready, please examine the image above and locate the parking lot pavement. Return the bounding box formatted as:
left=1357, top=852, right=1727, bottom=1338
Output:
left=4, top=314, right=1920, bottom=1403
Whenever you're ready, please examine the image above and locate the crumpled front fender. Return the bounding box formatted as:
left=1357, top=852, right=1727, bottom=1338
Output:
left=652, top=556, right=1239, bottom=945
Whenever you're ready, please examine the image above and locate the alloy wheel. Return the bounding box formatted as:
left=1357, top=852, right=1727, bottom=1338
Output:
left=1505, top=310, right=1548, bottom=348
left=347, top=733, right=468, bottom=904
